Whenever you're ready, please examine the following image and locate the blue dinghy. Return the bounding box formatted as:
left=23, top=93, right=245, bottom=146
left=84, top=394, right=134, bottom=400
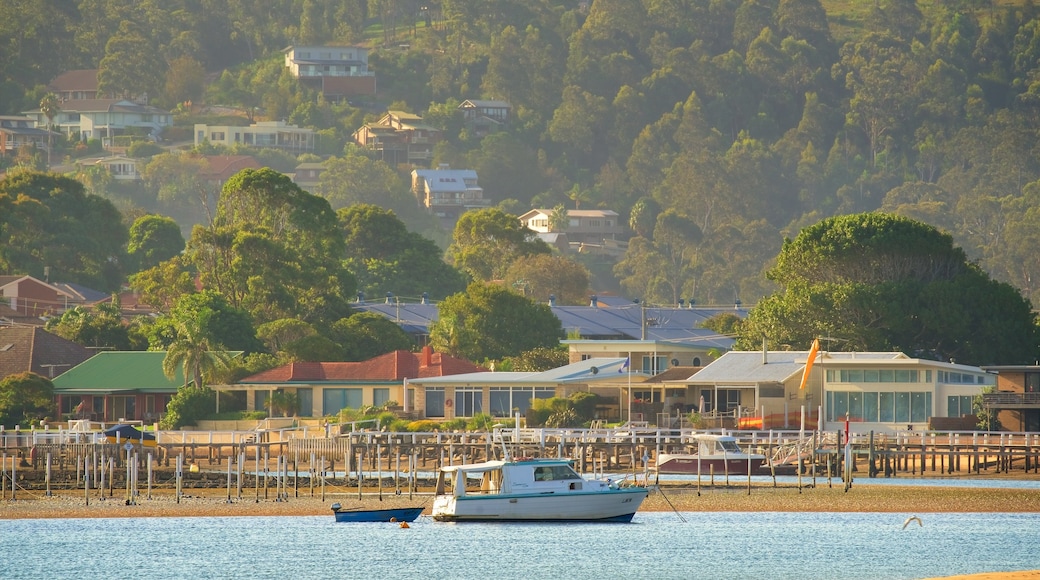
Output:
left=330, top=503, right=424, bottom=523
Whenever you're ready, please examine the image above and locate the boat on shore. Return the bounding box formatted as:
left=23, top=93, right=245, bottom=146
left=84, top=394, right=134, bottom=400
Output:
left=330, top=503, right=424, bottom=523
left=655, top=433, right=766, bottom=475
left=431, top=457, right=648, bottom=522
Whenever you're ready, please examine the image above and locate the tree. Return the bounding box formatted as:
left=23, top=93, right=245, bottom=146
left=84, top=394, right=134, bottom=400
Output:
left=127, top=215, right=185, bottom=272
left=161, top=314, right=231, bottom=390
left=152, top=290, right=263, bottom=354
left=127, top=256, right=196, bottom=314
left=448, top=208, right=551, bottom=281
left=329, top=312, right=414, bottom=362
left=45, top=302, right=132, bottom=351
left=315, top=154, right=413, bottom=214
left=502, top=253, right=590, bottom=305
left=0, top=372, right=55, bottom=427
left=339, top=204, right=467, bottom=301
left=0, top=171, right=128, bottom=292
left=38, top=93, right=59, bottom=168
left=163, top=55, right=206, bottom=107
left=185, top=168, right=355, bottom=326
left=429, top=282, right=563, bottom=361
left=97, top=21, right=165, bottom=100
left=737, top=213, right=1038, bottom=365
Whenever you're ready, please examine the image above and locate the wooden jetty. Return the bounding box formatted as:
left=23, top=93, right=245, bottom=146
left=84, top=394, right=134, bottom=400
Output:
left=1, top=426, right=1038, bottom=498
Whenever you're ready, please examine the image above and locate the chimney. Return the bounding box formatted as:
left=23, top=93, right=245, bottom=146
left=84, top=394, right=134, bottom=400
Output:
left=549, top=294, right=556, bottom=307
left=356, top=291, right=365, bottom=303
left=385, top=292, right=393, bottom=304
left=678, top=298, right=684, bottom=308
left=421, top=292, right=429, bottom=305
left=762, top=335, right=768, bottom=364
left=589, top=295, right=597, bottom=307
left=422, top=345, right=433, bottom=367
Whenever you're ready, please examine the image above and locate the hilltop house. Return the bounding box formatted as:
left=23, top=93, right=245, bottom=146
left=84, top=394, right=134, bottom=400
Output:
left=352, top=111, right=441, bottom=166
left=47, top=69, right=103, bottom=101
left=457, top=99, right=511, bottom=138
left=980, top=364, right=1040, bottom=432
left=0, top=116, right=55, bottom=155
left=411, top=164, right=490, bottom=226
left=21, top=99, right=171, bottom=142
left=519, top=208, right=623, bottom=246
left=283, top=45, right=376, bottom=98
left=194, top=120, right=315, bottom=152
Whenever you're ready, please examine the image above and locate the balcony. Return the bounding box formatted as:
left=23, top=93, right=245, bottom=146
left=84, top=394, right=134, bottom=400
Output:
left=981, top=392, right=1040, bottom=409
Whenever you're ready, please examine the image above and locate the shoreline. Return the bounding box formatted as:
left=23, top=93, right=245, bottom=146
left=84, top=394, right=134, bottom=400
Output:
left=4, top=481, right=1040, bottom=519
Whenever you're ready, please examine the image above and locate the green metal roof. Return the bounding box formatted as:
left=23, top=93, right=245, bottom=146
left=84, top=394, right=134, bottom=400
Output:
left=52, top=351, right=187, bottom=393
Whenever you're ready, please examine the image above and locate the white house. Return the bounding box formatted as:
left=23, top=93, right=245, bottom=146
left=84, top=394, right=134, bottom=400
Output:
left=684, top=350, right=993, bottom=434
left=411, top=164, right=490, bottom=225
left=519, top=208, right=623, bottom=245
left=194, top=120, right=316, bottom=152
left=283, top=45, right=376, bottom=98
left=22, top=99, right=171, bottom=142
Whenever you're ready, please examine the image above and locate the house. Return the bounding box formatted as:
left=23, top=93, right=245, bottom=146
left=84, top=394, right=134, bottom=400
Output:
left=283, top=45, right=376, bottom=98
left=199, top=155, right=262, bottom=186
left=411, top=164, right=490, bottom=226
left=682, top=349, right=994, bottom=434
left=979, top=364, right=1040, bottom=431
left=519, top=208, right=623, bottom=245
left=21, top=99, right=171, bottom=142
left=219, top=346, right=485, bottom=418
left=0, top=276, right=78, bottom=325
left=457, top=99, right=511, bottom=138
left=0, top=116, right=56, bottom=155
left=407, top=357, right=642, bottom=421
left=47, top=69, right=103, bottom=101
left=76, top=155, right=142, bottom=181
left=352, top=111, right=442, bottom=166
left=0, top=326, right=94, bottom=383
left=291, top=162, right=325, bottom=190
left=50, top=351, right=200, bottom=423
left=194, top=121, right=315, bottom=153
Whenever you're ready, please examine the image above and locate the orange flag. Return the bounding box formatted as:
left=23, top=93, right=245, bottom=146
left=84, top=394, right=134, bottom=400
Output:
left=799, top=338, right=820, bottom=390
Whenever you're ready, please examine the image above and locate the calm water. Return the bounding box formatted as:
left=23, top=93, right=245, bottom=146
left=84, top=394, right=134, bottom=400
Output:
left=5, top=511, right=1039, bottom=579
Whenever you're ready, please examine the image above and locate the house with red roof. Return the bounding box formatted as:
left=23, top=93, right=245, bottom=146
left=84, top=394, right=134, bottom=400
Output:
left=222, top=346, right=486, bottom=418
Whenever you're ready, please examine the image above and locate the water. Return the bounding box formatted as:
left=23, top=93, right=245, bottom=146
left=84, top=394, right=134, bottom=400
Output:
left=5, top=511, right=1039, bottom=579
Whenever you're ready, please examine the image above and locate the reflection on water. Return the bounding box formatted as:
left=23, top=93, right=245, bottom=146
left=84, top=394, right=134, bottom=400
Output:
left=3, top=511, right=1038, bottom=580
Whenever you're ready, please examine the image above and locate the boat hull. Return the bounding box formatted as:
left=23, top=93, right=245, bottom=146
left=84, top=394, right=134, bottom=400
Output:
left=432, top=488, right=647, bottom=522
left=332, top=506, right=424, bottom=523
left=655, top=454, right=765, bottom=475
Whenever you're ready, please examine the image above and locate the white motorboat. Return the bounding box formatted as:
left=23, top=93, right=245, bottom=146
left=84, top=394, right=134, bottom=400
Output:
left=432, top=458, right=648, bottom=522
left=655, top=433, right=766, bottom=475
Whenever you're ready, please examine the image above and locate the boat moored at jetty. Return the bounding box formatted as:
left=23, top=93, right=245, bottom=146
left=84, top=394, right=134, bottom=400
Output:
left=432, top=458, right=648, bottom=522
left=330, top=503, right=424, bottom=523
left=655, top=433, right=765, bottom=475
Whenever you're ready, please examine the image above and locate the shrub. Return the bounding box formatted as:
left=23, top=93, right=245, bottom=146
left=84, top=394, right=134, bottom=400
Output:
left=160, top=386, right=215, bottom=429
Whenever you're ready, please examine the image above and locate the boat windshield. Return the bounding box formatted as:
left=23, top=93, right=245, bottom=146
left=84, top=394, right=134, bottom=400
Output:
left=533, top=464, right=582, bottom=481
left=718, top=439, right=743, bottom=453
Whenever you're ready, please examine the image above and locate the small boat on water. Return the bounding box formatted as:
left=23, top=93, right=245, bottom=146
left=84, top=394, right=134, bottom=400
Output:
left=432, top=457, right=648, bottom=522
left=330, top=503, right=424, bottom=523
left=655, top=433, right=766, bottom=475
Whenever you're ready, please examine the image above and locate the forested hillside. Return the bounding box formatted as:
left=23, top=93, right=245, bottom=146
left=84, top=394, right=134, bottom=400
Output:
left=3, top=0, right=1040, bottom=308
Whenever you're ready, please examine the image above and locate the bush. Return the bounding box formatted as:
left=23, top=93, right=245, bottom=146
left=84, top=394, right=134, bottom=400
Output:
left=406, top=420, right=441, bottom=432
left=569, top=392, right=600, bottom=421
left=160, top=386, right=215, bottom=429
left=128, top=141, right=163, bottom=158
left=466, top=412, right=494, bottom=431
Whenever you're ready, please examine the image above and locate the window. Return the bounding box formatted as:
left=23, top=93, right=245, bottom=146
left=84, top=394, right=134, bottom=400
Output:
left=455, top=388, right=482, bottom=416
left=879, top=392, right=894, bottom=422
left=210, top=131, right=225, bottom=141
left=426, top=388, right=445, bottom=417
left=948, top=395, right=973, bottom=417
left=322, top=388, right=363, bottom=415
left=297, top=388, right=312, bottom=417
left=641, top=356, right=667, bottom=374
left=373, top=388, right=390, bottom=408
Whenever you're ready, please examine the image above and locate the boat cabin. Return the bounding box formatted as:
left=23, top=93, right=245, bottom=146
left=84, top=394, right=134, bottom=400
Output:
left=435, top=459, right=587, bottom=497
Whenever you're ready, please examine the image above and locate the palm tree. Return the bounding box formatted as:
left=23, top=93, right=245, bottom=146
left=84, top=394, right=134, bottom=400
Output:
left=38, top=93, right=60, bottom=168
left=162, top=317, right=231, bottom=389
left=549, top=204, right=569, bottom=232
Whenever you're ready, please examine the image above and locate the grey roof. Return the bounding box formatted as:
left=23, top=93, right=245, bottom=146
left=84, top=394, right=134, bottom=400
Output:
left=409, top=357, right=628, bottom=386
left=688, top=351, right=810, bottom=384
left=353, top=300, right=741, bottom=346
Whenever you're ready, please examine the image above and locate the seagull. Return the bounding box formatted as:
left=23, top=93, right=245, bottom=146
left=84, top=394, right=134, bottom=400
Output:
left=902, top=516, right=923, bottom=529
